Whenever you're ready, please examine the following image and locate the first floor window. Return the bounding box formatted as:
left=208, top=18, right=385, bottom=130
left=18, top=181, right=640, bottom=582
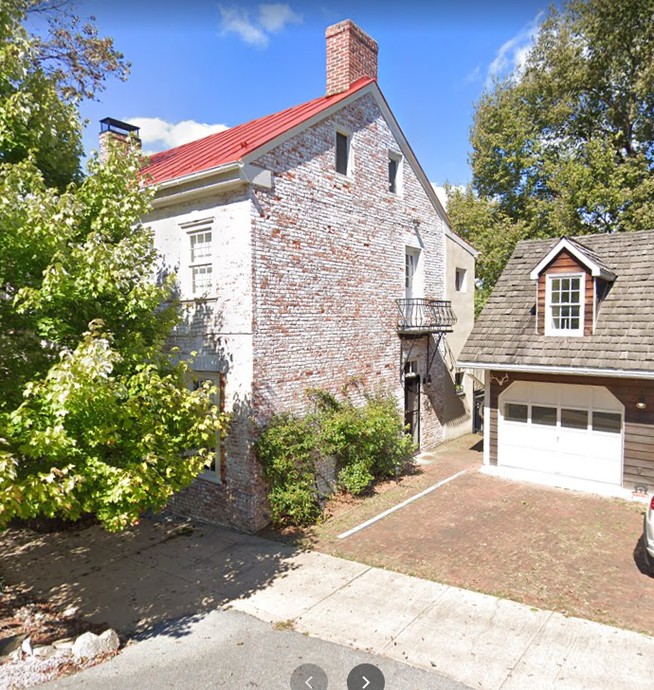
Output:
left=192, top=372, right=224, bottom=480
left=546, top=273, right=584, bottom=335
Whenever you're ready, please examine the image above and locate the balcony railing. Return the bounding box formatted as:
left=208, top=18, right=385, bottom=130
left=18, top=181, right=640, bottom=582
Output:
left=396, top=298, right=457, bottom=335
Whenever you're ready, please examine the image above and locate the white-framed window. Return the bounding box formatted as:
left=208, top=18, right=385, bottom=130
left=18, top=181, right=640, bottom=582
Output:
left=388, top=151, right=402, bottom=194
left=545, top=273, right=584, bottom=336
left=455, top=267, right=467, bottom=292
left=191, top=371, right=224, bottom=483
left=335, top=129, right=352, bottom=176
left=188, top=226, right=213, bottom=296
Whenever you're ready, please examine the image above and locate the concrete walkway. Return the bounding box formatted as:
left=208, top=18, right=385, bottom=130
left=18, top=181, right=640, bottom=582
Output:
left=3, top=517, right=653, bottom=689
left=226, top=549, right=654, bottom=690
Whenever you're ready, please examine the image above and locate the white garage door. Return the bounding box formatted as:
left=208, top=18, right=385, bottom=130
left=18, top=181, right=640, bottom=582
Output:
left=498, top=381, right=623, bottom=486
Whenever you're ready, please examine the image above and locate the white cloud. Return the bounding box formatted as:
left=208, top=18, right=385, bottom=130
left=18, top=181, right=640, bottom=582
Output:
left=258, top=3, right=302, bottom=32
left=485, top=13, right=542, bottom=88
left=218, top=3, right=302, bottom=48
left=432, top=184, right=465, bottom=211
left=219, top=6, right=268, bottom=47
left=465, top=65, right=482, bottom=85
left=126, top=117, right=229, bottom=151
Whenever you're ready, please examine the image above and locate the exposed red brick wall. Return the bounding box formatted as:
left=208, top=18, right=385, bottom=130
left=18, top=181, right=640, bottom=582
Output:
left=326, top=20, right=378, bottom=96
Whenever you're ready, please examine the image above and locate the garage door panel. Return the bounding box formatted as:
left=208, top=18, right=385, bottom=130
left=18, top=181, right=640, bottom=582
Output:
left=498, top=382, right=623, bottom=487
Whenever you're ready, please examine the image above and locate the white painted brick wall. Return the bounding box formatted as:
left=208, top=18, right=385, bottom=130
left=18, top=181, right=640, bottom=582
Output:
left=250, top=93, right=448, bottom=450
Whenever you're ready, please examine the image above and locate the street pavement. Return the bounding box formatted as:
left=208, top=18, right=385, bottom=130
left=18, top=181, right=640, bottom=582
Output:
left=44, top=608, right=471, bottom=689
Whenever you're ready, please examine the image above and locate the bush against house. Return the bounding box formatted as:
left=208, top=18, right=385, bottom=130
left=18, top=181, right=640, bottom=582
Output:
left=257, top=387, right=415, bottom=527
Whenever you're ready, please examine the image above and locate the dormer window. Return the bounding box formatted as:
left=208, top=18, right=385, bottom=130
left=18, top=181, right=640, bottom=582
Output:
left=546, top=273, right=584, bottom=336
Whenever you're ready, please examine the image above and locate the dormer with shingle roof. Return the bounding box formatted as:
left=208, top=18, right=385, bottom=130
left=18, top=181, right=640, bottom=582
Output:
left=528, top=237, right=617, bottom=337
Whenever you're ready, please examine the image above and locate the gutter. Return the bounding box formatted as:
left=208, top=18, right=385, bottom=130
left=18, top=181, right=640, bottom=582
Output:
left=456, top=360, right=654, bottom=381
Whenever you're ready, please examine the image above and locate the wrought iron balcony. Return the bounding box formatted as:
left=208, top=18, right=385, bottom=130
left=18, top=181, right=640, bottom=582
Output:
left=396, top=298, right=457, bottom=335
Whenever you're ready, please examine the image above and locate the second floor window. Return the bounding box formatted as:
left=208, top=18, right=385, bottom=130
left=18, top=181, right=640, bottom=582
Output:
left=190, top=229, right=213, bottom=294
left=546, top=273, right=584, bottom=336
left=336, top=130, right=350, bottom=176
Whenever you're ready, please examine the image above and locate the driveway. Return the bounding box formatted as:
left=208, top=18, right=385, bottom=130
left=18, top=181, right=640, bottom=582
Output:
left=307, top=434, right=654, bottom=637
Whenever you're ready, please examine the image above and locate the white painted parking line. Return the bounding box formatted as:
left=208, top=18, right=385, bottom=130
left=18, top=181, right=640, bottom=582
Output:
left=337, top=469, right=468, bottom=539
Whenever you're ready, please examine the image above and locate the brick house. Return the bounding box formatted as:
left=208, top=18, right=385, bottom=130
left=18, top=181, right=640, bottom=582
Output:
left=459, top=231, right=654, bottom=498
left=103, top=20, right=477, bottom=531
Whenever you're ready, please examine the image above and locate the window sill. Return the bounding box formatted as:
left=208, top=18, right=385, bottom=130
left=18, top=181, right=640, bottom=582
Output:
left=544, top=330, right=584, bottom=337
left=199, top=470, right=222, bottom=485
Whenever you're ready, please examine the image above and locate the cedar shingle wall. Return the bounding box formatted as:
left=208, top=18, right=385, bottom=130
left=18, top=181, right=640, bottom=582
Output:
left=488, top=371, right=654, bottom=489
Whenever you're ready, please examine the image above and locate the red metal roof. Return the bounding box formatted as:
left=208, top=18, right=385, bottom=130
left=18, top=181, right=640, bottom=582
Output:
left=142, top=77, right=375, bottom=185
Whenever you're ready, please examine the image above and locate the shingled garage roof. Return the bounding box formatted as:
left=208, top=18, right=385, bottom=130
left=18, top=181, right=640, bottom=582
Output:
left=141, top=77, right=374, bottom=185
left=459, top=229, right=654, bottom=374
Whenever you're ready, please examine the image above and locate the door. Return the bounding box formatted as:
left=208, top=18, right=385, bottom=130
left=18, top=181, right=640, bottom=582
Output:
left=498, top=381, right=623, bottom=486
left=404, top=362, right=420, bottom=448
left=405, top=248, right=419, bottom=300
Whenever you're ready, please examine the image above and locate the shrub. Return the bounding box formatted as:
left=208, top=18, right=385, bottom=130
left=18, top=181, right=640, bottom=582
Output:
left=256, top=388, right=416, bottom=526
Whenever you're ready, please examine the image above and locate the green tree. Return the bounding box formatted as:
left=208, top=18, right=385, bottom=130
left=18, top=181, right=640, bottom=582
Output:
left=450, top=0, right=654, bottom=310
left=0, top=3, right=225, bottom=531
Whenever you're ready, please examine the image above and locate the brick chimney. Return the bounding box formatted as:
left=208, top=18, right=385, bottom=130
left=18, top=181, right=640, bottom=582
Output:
left=99, top=117, right=141, bottom=163
left=326, top=20, right=378, bottom=96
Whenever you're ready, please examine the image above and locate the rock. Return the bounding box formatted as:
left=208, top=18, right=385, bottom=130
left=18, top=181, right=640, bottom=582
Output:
left=32, top=645, right=58, bottom=659
left=72, top=629, right=120, bottom=659
left=52, top=637, right=75, bottom=651
left=21, top=636, right=33, bottom=656
left=62, top=606, right=79, bottom=618
left=0, top=633, right=27, bottom=660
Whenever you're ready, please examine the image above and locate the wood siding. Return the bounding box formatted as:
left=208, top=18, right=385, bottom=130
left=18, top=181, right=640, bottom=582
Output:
left=537, top=249, right=593, bottom=335
left=488, top=370, right=654, bottom=490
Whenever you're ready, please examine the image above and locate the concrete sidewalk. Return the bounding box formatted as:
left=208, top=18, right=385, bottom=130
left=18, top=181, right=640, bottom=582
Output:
left=3, top=517, right=653, bottom=689
left=227, top=549, right=654, bottom=690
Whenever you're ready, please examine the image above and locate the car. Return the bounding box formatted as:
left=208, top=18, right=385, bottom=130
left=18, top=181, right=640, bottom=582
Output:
left=644, top=494, right=654, bottom=574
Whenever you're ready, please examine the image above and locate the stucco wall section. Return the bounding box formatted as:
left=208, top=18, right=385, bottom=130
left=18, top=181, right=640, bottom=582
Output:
left=250, top=93, right=448, bottom=449
left=444, top=235, right=477, bottom=439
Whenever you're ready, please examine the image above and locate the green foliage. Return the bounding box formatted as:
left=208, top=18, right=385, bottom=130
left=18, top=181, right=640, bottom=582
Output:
left=0, top=4, right=226, bottom=531
left=449, top=0, right=654, bottom=310
left=257, top=389, right=415, bottom=527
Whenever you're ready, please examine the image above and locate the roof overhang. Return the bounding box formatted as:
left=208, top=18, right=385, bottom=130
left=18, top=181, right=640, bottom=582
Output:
left=147, top=161, right=271, bottom=209
left=529, top=238, right=616, bottom=281
left=456, top=360, right=654, bottom=380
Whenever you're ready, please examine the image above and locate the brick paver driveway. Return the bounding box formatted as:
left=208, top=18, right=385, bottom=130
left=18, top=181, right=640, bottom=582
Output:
left=307, top=435, right=654, bottom=637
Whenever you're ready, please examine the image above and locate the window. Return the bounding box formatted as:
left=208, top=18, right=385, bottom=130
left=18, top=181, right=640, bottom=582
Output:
left=335, top=131, right=350, bottom=176
left=192, top=372, right=224, bottom=480
left=592, top=411, right=621, bottom=434
left=532, top=405, right=557, bottom=426
left=388, top=152, right=401, bottom=194
left=505, top=403, right=528, bottom=423
left=546, top=273, right=584, bottom=336
left=455, top=267, right=467, bottom=292
left=189, top=229, right=213, bottom=295
left=454, top=371, right=465, bottom=395
left=561, top=408, right=588, bottom=430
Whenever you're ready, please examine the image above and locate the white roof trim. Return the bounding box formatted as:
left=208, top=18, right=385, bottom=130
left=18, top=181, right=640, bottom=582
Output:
left=456, top=360, right=654, bottom=380
left=529, top=237, right=616, bottom=281
left=445, top=228, right=478, bottom=257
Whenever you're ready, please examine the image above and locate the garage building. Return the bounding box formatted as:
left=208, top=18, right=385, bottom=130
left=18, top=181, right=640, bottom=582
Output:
left=459, top=231, right=654, bottom=497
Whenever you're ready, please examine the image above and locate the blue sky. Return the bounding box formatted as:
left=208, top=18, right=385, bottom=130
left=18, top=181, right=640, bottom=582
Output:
left=76, top=0, right=550, bottom=187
